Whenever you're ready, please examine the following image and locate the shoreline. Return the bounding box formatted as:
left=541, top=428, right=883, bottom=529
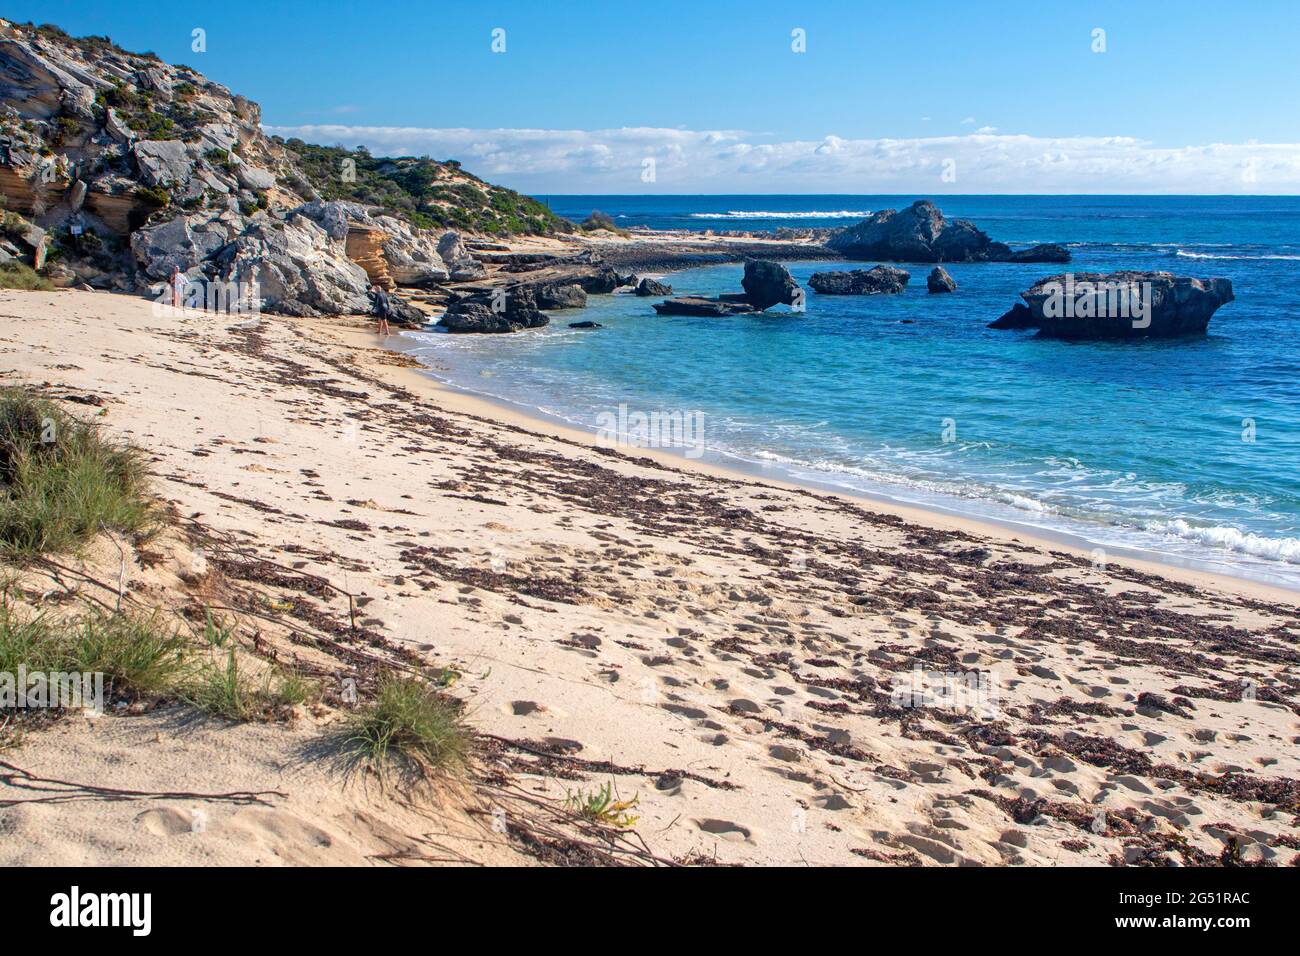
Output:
left=377, top=325, right=1300, bottom=605
left=8, top=288, right=1300, bottom=868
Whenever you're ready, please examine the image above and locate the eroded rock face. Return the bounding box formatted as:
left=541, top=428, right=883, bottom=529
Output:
left=809, top=265, right=909, bottom=295
left=828, top=200, right=1070, bottom=264
left=927, top=266, right=957, bottom=293
left=989, top=271, right=1235, bottom=339
left=437, top=231, right=487, bottom=281
left=741, top=259, right=799, bottom=310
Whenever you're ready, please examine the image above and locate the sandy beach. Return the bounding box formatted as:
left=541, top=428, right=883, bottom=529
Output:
left=3, top=286, right=1297, bottom=867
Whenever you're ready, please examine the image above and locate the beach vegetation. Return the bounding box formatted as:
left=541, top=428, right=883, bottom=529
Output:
left=0, top=262, right=54, bottom=291
left=340, top=673, right=470, bottom=777
left=0, top=599, right=191, bottom=702
left=564, top=781, right=640, bottom=828
left=0, top=388, right=158, bottom=558
left=186, top=646, right=314, bottom=721
left=277, top=138, right=572, bottom=237
left=580, top=210, right=628, bottom=236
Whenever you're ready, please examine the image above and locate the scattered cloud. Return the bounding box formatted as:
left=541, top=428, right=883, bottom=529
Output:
left=331, top=104, right=360, bottom=115
left=976, top=126, right=997, bottom=134
left=265, top=124, right=1300, bottom=194
left=960, top=117, right=977, bottom=126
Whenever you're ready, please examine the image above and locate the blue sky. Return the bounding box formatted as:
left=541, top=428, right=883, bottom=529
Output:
left=9, top=0, right=1300, bottom=193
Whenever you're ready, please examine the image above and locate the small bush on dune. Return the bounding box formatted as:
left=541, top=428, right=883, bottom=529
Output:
left=580, top=209, right=626, bottom=234
left=341, top=673, right=470, bottom=777
left=67, top=611, right=191, bottom=699
left=0, top=389, right=158, bottom=558
left=0, top=262, right=54, bottom=291
left=186, top=646, right=313, bottom=720
left=0, top=599, right=191, bottom=705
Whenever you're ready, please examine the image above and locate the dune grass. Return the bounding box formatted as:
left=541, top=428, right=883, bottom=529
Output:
left=186, top=646, right=313, bottom=720
left=0, top=388, right=158, bottom=558
left=0, top=598, right=191, bottom=701
left=341, top=673, right=470, bottom=777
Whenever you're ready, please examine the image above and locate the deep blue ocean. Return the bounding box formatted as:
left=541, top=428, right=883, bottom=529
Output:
left=404, top=196, right=1300, bottom=589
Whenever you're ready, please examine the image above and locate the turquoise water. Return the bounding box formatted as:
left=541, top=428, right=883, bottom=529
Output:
left=404, top=196, right=1300, bottom=589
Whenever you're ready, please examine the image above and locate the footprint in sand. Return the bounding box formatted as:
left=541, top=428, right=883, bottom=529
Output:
left=694, top=818, right=753, bottom=843
left=502, top=700, right=546, bottom=717
left=135, top=807, right=198, bottom=836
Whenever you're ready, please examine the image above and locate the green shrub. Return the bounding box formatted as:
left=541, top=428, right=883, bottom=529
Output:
left=0, top=262, right=54, bottom=291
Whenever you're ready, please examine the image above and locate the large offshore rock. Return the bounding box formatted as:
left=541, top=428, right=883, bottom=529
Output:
left=740, top=259, right=800, bottom=310
left=809, top=265, right=909, bottom=295
left=991, top=271, right=1235, bottom=339
left=828, top=200, right=1070, bottom=264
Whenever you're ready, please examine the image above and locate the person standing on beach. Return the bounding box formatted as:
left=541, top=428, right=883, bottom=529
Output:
left=170, top=267, right=187, bottom=311
left=368, top=284, right=392, bottom=336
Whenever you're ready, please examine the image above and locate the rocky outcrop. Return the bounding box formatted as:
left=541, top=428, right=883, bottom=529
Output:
left=827, top=200, right=1070, bottom=264
left=0, top=20, right=531, bottom=311
left=927, top=266, right=956, bottom=294
left=652, top=296, right=756, bottom=317
left=989, top=272, right=1234, bottom=339
left=988, top=303, right=1035, bottom=329
left=740, top=259, right=800, bottom=310
left=635, top=277, right=672, bottom=297
left=568, top=320, right=603, bottom=329
left=437, top=287, right=549, bottom=334
left=654, top=259, right=799, bottom=316
left=809, top=265, right=909, bottom=295
left=535, top=283, right=587, bottom=310
left=437, top=231, right=487, bottom=281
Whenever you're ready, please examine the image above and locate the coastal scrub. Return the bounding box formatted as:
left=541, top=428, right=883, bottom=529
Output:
left=0, top=389, right=157, bottom=558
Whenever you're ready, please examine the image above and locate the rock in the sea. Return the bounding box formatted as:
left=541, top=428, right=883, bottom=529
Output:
left=927, top=266, right=957, bottom=294
left=809, top=265, right=909, bottom=295
left=437, top=287, right=549, bottom=333
left=635, top=277, right=672, bottom=297
left=741, top=259, right=800, bottom=310
left=652, top=296, right=757, bottom=317
left=827, top=200, right=1070, bottom=264
left=987, top=302, right=1036, bottom=330
left=653, top=259, right=798, bottom=315
left=536, top=283, right=588, bottom=310
left=989, top=271, right=1234, bottom=339
left=568, top=320, right=603, bottom=329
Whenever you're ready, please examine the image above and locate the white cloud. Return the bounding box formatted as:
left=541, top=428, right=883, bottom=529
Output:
left=976, top=126, right=998, bottom=134
left=264, top=124, right=1300, bottom=194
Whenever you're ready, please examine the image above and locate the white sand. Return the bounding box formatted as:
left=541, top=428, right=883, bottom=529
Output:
left=3, top=288, right=1297, bottom=867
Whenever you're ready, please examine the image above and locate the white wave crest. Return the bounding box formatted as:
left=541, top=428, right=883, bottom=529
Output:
left=688, top=209, right=871, bottom=220
left=1144, top=519, right=1300, bottom=563
left=1175, top=249, right=1300, bottom=261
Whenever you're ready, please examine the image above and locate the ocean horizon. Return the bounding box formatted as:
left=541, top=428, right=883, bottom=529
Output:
left=405, top=194, right=1300, bottom=589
